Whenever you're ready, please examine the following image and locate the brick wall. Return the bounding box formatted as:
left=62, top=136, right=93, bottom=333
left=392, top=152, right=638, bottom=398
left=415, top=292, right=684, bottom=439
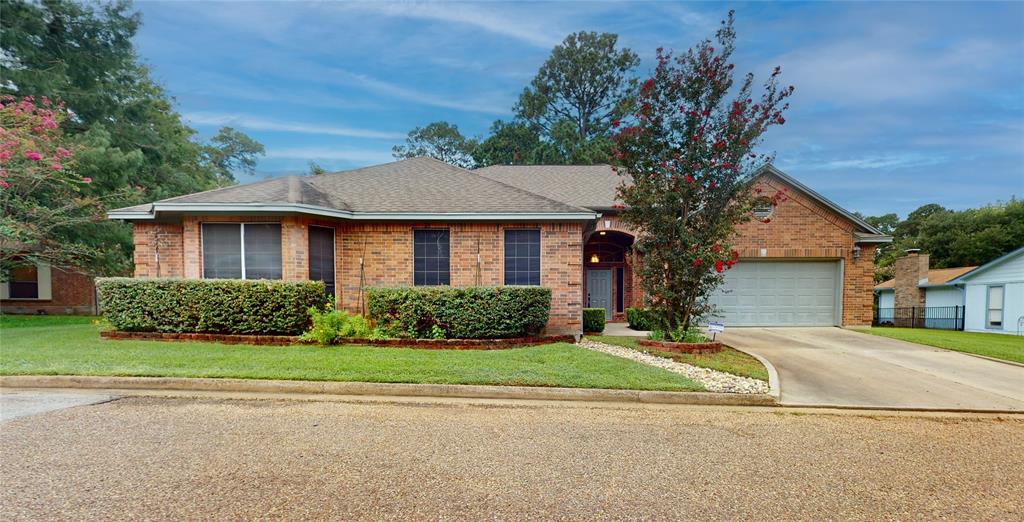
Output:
left=732, top=174, right=875, bottom=325
left=892, top=251, right=928, bottom=309
left=132, top=216, right=584, bottom=334
left=1, top=267, right=96, bottom=315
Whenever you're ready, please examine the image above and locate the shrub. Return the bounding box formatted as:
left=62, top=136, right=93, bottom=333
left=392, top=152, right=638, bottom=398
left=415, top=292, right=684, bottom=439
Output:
left=582, top=308, right=606, bottom=333
left=626, top=307, right=654, bottom=331
left=366, top=286, right=551, bottom=339
left=301, top=307, right=374, bottom=344
left=648, top=326, right=707, bottom=343
left=97, top=278, right=329, bottom=335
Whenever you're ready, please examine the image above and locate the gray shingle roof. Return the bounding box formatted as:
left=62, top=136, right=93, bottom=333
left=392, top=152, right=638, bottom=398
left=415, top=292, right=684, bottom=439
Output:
left=111, top=157, right=590, bottom=217
left=474, top=164, right=625, bottom=210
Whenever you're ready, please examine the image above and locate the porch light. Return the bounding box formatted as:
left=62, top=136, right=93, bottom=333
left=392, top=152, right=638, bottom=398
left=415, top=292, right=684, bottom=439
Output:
left=852, top=245, right=862, bottom=262
left=590, top=254, right=599, bottom=263
left=599, top=231, right=606, bottom=236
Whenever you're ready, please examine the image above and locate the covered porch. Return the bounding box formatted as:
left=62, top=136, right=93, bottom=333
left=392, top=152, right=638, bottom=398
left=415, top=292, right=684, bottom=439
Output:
left=583, top=228, right=640, bottom=322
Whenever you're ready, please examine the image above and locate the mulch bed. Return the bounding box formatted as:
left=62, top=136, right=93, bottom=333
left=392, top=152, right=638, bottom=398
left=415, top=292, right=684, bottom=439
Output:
left=637, top=339, right=723, bottom=354
left=99, top=330, right=575, bottom=350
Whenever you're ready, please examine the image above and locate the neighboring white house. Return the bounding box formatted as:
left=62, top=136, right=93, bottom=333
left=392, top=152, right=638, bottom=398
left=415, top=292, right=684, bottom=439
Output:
left=949, top=247, right=1024, bottom=335
left=874, top=247, right=1024, bottom=334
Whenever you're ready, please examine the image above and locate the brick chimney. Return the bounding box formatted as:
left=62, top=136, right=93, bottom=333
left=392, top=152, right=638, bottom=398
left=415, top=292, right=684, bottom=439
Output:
left=893, top=249, right=929, bottom=309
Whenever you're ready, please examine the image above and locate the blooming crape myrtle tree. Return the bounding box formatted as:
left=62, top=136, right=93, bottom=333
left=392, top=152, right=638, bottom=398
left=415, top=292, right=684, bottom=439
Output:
left=612, top=12, right=794, bottom=333
left=0, top=95, right=105, bottom=275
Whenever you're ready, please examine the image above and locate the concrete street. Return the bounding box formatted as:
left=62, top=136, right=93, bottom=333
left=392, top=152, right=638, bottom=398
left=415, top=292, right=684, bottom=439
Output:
left=1, top=390, right=1022, bottom=520
left=723, top=327, right=1024, bottom=410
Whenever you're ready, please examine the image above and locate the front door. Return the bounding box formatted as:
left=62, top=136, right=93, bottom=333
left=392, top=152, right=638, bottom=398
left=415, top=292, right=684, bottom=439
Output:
left=587, top=269, right=612, bottom=320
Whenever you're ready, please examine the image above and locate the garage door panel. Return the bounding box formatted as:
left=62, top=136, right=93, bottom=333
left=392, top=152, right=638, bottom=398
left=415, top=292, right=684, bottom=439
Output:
left=708, top=261, right=839, bottom=326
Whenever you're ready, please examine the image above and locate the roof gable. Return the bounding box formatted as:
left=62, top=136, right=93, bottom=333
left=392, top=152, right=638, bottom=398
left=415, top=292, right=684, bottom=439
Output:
left=950, top=247, right=1024, bottom=284
left=756, top=165, right=883, bottom=235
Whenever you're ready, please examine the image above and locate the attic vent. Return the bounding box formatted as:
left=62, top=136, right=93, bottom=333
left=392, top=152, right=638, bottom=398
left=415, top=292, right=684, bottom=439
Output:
left=753, top=198, right=774, bottom=219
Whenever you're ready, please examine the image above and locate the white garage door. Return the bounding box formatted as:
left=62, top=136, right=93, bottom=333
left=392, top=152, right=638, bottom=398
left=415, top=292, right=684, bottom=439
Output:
left=708, top=261, right=839, bottom=326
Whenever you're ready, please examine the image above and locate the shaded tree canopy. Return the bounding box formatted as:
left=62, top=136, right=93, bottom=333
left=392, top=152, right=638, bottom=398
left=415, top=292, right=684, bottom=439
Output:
left=392, top=121, right=477, bottom=169
left=1, top=0, right=263, bottom=274
left=864, top=199, right=1024, bottom=282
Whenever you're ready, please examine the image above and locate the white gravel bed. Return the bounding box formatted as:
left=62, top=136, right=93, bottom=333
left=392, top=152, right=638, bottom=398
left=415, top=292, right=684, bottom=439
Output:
left=578, top=339, right=770, bottom=394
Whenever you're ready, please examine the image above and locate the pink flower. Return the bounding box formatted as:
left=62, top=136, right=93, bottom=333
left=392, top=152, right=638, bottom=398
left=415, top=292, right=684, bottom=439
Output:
left=0, top=180, right=9, bottom=189
left=50, top=163, right=62, bottom=171
left=692, top=258, right=702, bottom=268
left=81, top=177, right=92, bottom=184
left=56, top=147, right=71, bottom=158
left=24, top=151, right=42, bottom=161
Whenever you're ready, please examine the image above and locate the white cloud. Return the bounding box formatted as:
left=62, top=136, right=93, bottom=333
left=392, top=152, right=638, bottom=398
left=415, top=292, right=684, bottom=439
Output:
left=263, top=146, right=394, bottom=164
left=814, top=154, right=948, bottom=171
left=184, top=112, right=405, bottom=140
left=334, top=2, right=563, bottom=48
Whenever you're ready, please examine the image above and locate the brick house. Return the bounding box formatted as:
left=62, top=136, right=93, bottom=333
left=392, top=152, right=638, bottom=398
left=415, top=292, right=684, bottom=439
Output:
left=1, top=262, right=97, bottom=315
left=109, top=157, right=890, bottom=334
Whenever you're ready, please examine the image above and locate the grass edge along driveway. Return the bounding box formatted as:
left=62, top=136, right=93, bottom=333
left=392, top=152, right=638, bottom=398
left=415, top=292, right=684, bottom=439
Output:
left=585, top=335, right=769, bottom=381
left=0, top=317, right=704, bottom=392
left=849, top=327, right=1024, bottom=364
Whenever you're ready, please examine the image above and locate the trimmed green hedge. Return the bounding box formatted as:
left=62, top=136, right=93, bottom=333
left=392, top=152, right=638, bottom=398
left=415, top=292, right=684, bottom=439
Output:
left=582, top=308, right=605, bottom=333
left=97, top=278, right=329, bottom=335
left=366, top=286, right=551, bottom=339
left=626, top=307, right=654, bottom=331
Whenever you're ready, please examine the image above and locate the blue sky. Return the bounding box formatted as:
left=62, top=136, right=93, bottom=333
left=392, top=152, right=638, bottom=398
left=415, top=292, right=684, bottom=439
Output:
left=133, top=1, right=1024, bottom=216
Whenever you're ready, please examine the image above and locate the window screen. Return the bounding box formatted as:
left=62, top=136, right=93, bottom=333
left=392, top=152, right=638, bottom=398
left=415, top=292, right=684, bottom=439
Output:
left=243, top=224, right=282, bottom=279
left=202, top=223, right=281, bottom=280
left=9, top=264, right=38, bottom=299
left=414, top=229, right=450, bottom=286
left=504, top=229, right=540, bottom=285
left=987, top=286, right=1004, bottom=327
left=308, top=226, right=335, bottom=297
left=202, top=224, right=243, bottom=279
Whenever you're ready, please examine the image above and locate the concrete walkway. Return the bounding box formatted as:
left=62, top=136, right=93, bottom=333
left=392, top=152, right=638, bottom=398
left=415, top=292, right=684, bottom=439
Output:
left=602, top=322, right=648, bottom=337
left=722, top=327, right=1024, bottom=411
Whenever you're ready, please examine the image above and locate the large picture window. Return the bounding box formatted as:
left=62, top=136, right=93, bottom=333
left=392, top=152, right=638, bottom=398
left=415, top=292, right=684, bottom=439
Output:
left=202, top=223, right=282, bottom=280
left=987, top=285, right=1004, bottom=328
left=308, top=226, right=336, bottom=298
left=413, top=229, right=450, bottom=286
left=504, top=229, right=540, bottom=285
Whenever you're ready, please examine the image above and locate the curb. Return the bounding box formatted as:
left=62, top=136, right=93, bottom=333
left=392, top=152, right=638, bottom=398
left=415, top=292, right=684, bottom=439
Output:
left=0, top=376, right=778, bottom=407
left=725, top=344, right=781, bottom=399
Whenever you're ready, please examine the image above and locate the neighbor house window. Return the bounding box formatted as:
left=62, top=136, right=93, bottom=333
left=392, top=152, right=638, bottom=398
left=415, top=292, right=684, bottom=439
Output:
left=504, top=229, right=540, bottom=285
left=9, top=264, right=39, bottom=299
left=413, top=229, right=450, bottom=286
left=201, top=223, right=282, bottom=280
left=987, top=285, right=1004, bottom=328
left=308, top=226, right=336, bottom=298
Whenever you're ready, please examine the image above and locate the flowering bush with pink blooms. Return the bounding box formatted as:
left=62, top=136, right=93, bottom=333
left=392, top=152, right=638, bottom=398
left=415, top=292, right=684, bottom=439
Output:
left=0, top=95, right=104, bottom=273
left=612, top=12, right=794, bottom=332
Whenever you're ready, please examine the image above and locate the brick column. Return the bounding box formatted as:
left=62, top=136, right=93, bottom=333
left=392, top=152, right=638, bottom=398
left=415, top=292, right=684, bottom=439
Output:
left=893, top=250, right=928, bottom=309
left=281, top=216, right=309, bottom=281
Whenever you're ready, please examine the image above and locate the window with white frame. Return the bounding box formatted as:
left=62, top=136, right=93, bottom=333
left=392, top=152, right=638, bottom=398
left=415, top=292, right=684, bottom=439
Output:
left=987, top=285, right=1004, bottom=328
left=752, top=198, right=774, bottom=219
left=201, top=223, right=282, bottom=280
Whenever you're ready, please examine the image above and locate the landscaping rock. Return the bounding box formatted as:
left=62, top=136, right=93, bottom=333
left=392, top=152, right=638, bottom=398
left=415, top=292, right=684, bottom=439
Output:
left=577, top=340, right=769, bottom=394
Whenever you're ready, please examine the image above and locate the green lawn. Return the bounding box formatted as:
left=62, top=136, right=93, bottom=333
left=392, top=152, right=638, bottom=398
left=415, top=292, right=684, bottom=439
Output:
left=0, top=317, right=703, bottom=391
left=850, top=327, right=1024, bottom=364
left=585, top=335, right=769, bottom=381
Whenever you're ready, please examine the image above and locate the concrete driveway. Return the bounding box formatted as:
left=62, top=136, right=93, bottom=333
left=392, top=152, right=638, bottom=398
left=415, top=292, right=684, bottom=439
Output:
left=722, top=327, right=1024, bottom=411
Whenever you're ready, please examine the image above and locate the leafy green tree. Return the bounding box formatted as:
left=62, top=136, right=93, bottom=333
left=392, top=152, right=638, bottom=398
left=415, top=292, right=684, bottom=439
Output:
left=516, top=31, right=639, bottom=142
left=1, top=0, right=264, bottom=274
left=0, top=96, right=121, bottom=274
left=614, top=11, right=794, bottom=333
left=392, top=121, right=477, bottom=168
left=203, top=127, right=266, bottom=184
left=472, top=120, right=543, bottom=167
left=866, top=199, right=1024, bottom=282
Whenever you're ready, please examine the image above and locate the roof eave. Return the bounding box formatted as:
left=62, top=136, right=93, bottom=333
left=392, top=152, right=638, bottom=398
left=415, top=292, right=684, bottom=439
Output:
left=759, top=165, right=884, bottom=235
left=109, top=202, right=597, bottom=222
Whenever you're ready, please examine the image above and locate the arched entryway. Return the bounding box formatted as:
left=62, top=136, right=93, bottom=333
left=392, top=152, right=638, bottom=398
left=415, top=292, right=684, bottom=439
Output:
left=583, top=230, right=637, bottom=322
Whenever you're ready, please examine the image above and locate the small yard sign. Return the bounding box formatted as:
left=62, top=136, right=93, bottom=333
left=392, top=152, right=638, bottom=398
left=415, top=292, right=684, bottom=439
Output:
left=707, top=322, right=725, bottom=341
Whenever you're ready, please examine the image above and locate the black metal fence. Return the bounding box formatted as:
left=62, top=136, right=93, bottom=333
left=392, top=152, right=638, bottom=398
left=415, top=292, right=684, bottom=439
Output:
left=873, top=305, right=964, bottom=330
